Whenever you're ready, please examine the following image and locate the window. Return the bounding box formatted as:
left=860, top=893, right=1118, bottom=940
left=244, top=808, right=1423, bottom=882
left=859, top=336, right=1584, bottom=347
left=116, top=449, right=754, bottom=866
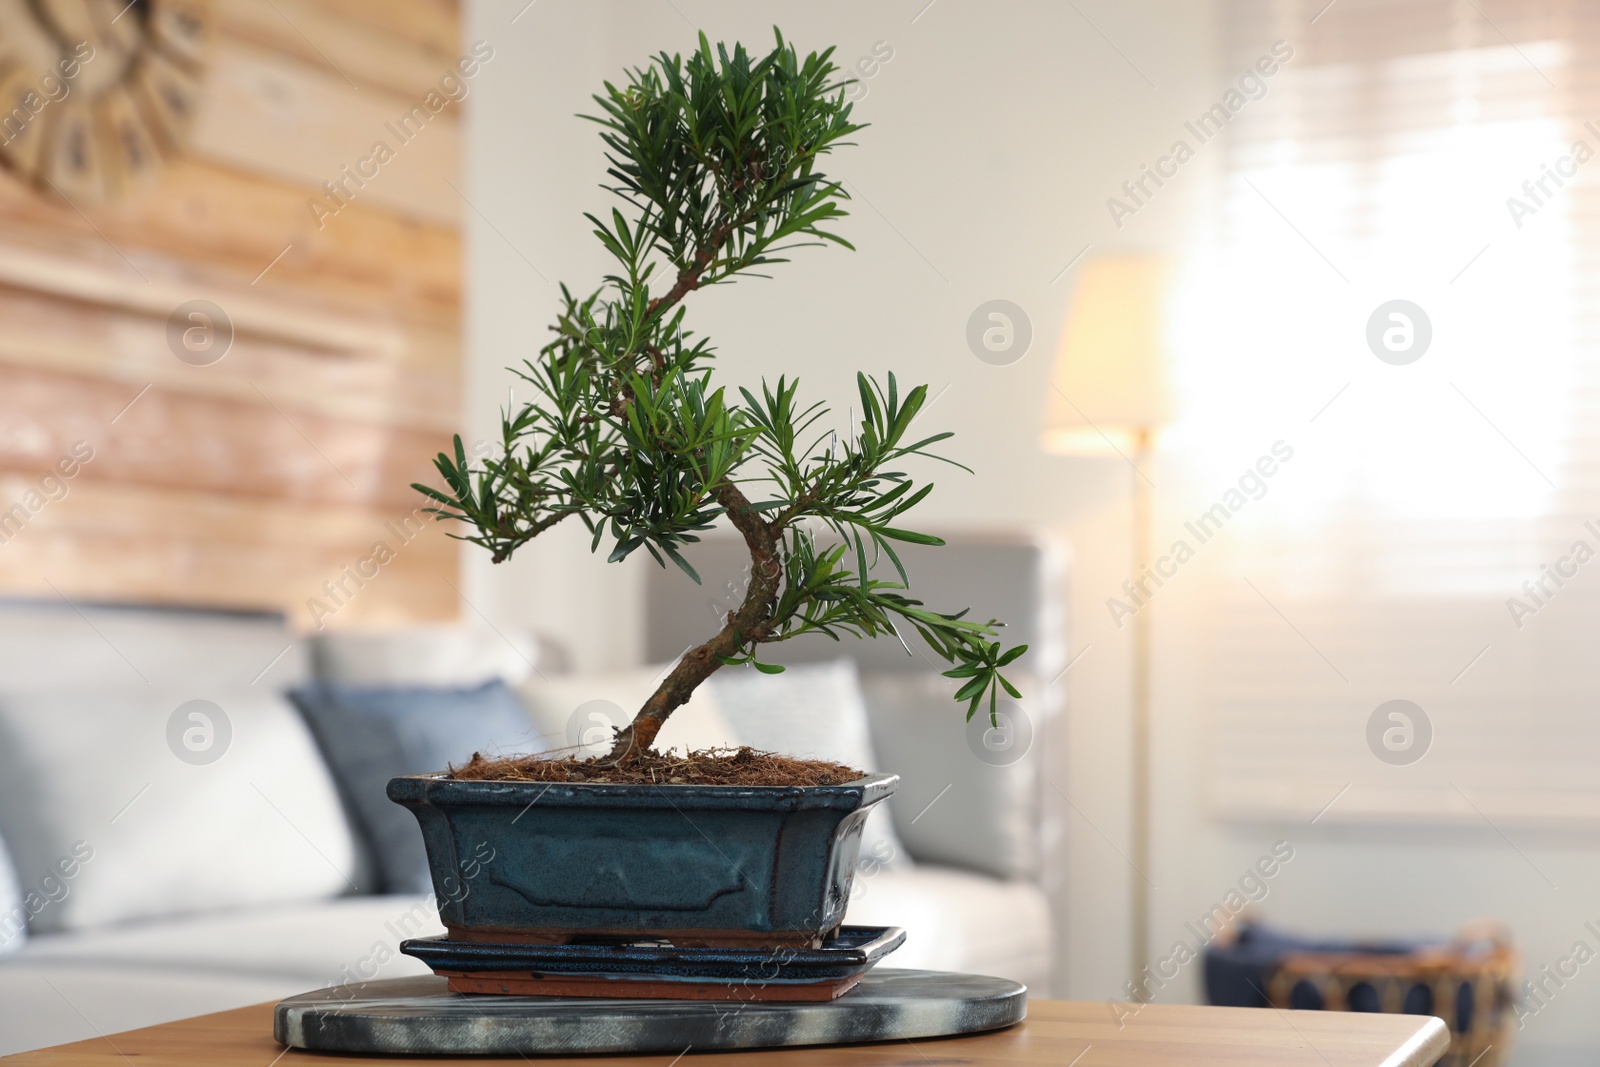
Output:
left=1178, top=0, right=1600, bottom=823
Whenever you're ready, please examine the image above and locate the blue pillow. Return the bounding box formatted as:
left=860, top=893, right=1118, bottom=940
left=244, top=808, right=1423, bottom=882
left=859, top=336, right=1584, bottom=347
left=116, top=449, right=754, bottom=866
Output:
left=289, top=680, right=536, bottom=894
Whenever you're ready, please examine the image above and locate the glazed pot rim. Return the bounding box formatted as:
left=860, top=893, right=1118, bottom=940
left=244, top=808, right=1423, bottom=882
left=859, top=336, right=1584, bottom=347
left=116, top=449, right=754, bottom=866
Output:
left=386, top=770, right=898, bottom=808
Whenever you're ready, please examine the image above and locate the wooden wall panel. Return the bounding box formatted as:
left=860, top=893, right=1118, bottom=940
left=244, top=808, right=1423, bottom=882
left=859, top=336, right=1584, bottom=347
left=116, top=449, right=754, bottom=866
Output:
left=0, top=236, right=426, bottom=357
left=191, top=40, right=461, bottom=226
left=0, top=160, right=461, bottom=310
left=0, top=365, right=443, bottom=507
left=0, top=481, right=457, bottom=624
left=214, top=0, right=459, bottom=100
left=0, top=283, right=458, bottom=430
left=307, top=0, right=459, bottom=55
left=0, top=0, right=463, bottom=629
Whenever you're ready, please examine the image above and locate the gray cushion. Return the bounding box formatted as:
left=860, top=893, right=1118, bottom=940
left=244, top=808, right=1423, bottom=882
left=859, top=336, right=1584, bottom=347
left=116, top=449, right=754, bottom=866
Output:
left=842, top=864, right=1052, bottom=991
left=0, top=896, right=433, bottom=1055
left=289, top=680, right=539, bottom=893
left=861, top=674, right=1042, bottom=880
left=11, top=895, right=440, bottom=980
left=518, top=664, right=736, bottom=758
left=0, top=602, right=308, bottom=691
left=0, top=688, right=360, bottom=932
left=709, top=661, right=909, bottom=871
left=0, top=963, right=304, bottom=1057
left=643, top=533, right=1064, bottom=676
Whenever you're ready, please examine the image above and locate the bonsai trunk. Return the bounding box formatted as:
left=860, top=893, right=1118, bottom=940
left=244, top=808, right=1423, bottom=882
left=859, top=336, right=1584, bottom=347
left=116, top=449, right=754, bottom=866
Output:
left=605, top=481, right=780, bottom=764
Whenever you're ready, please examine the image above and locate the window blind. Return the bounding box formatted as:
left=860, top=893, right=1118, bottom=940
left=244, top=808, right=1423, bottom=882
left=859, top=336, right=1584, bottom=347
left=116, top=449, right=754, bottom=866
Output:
left=1182, top=0, right=1600, bottom=825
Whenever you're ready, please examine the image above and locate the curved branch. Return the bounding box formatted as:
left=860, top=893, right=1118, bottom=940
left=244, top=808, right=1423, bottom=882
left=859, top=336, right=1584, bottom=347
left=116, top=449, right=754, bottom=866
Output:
left=605, top=480, right=780, bottom=763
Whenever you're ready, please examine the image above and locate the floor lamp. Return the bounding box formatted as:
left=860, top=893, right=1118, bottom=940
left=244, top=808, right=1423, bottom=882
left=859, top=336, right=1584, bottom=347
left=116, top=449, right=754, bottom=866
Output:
left=1040, top=254, right=1171, bottom=991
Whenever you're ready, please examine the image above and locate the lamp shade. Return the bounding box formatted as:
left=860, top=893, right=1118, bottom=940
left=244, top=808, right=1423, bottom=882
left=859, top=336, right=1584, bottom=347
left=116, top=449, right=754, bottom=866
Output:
left=1041, top=254, right=1171, bottom=455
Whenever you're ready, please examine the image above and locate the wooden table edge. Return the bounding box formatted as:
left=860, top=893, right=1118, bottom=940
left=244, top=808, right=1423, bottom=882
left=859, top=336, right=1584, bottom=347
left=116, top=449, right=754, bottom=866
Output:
left=1384, top=1014, right=1452, bottom=1067
left=0, top=996, right=1460, bottom=1066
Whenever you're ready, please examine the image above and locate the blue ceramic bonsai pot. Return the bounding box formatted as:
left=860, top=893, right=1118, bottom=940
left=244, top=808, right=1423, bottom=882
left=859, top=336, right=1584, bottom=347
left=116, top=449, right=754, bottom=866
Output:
left=386, top=772, right=897, bottom=949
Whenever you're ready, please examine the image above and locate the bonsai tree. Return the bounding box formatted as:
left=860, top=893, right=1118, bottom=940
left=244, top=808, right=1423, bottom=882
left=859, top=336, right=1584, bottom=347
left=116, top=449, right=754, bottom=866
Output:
left=417, top=31, right=1026, bottom=768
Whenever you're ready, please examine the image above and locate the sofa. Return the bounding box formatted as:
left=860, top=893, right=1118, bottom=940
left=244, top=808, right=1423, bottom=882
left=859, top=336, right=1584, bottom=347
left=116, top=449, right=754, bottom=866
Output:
left=0, top=532, right=1065, bottom=1055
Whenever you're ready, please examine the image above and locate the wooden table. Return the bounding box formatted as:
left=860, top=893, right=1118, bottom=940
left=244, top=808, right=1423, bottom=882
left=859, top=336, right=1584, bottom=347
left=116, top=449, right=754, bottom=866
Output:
left=0, top=999, right=1451, bottom=1066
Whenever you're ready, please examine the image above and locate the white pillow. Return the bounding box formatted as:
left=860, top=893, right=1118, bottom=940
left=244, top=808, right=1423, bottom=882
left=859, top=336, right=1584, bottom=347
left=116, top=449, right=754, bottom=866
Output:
left=709, top=660, right=910, bottom=871
left=861, top=673, right=1042, bottom=879
left=0, top=689, right=363, bottom=933
left=315, top=626, right=542, bottom=688
left=518, top=665, right=738, bottom=758
left=0, top=833, right=22, bottom=955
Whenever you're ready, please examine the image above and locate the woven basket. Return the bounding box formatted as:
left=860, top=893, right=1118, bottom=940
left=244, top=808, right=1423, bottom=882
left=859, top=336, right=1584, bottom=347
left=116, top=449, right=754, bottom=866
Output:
left=1263, top=920, right=1517, bottom=1067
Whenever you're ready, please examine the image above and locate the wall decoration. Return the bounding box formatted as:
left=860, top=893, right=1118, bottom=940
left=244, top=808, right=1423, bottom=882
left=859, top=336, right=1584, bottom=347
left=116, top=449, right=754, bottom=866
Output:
left=0, top=0, right=213, bottom=201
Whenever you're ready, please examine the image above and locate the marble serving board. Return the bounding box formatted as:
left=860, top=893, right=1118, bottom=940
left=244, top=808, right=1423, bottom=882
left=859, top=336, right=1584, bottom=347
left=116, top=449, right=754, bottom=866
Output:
left=274, top=969, right=1028, bottom=1055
